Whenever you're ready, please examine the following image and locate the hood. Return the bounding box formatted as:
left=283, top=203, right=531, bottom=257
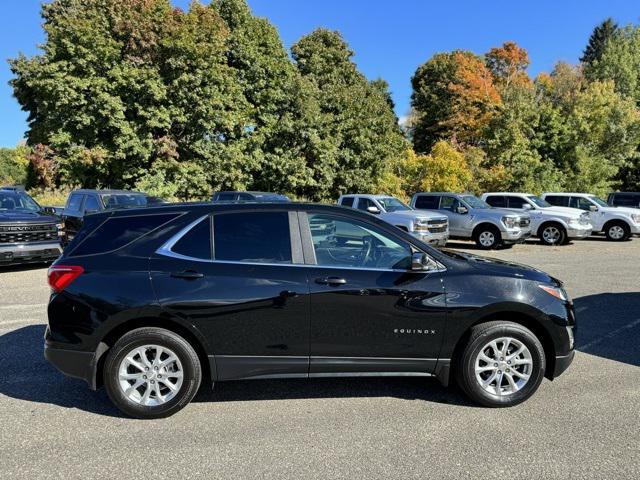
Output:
left=475, top=207, right=526, bottom=219
left=441, top=250, right=555, bottom=284
left=0, top=210, right=59, bottom=224
left=538, top=206, right=584, bottom=218
left=387, top=210, right=447, bottom=220
left=599, top=205, right=640, bottom=216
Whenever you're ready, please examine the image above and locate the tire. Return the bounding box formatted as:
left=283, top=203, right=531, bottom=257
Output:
left=473, top=225, right=501, bottom=250
left=539, top=222, right=567, bottom=246
left=604, top=221, right=631, bottom=241
left=103, top=327, right=202, bottom=419
left=456, top=321, right=546, bottom=407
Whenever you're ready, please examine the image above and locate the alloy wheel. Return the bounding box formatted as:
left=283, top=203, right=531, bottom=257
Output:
left=478, top=231, right=496, bottom=247
left=608, top=225, right=625, bottom=240
left=118, top=345, right=184, bottom=406
left=542, top=226, right=561, bottom=244
left=474, top=337, right=533, bottom=396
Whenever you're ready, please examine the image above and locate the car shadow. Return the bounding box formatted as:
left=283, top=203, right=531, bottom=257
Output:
left=0, top=325, right=474, bottom=415
left=573, top=292, right=640, bottom=367
left=0, top=325, right=124, bottom=418
left=0, top=263, right=50, bottom=273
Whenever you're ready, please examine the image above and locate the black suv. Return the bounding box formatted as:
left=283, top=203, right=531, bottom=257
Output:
left=0, top=187, right=63, bottom=266
left=607, top=192, right=640, bottom=208
left=45, top=203, right=576, bottom=418
left=62, top=189, right=148, bottom=241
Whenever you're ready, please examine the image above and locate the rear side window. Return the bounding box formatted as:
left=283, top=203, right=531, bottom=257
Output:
left=485, top=196, right=506, bottom=208
left=172, top=217, right=212, bottom=260
left=545, top=195, right=569, bottom=207
left=70, top=213, right=178, bottom=256
left=214, top=212, right=291, bottom=264
left=66, top=194, right=84, bottom=211
left=340, top=197, right=355, bottom=208
left=356, top=198, right=376, bottom=211
left=414, top=195, right=439, bottom=209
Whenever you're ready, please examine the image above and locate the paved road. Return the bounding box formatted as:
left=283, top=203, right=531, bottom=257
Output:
left=0, top=237, right=639, bottom=479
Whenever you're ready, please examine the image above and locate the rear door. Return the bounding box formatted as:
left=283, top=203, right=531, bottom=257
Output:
left=150, top=210, right=311, bottom=380
left=300, top=210, right=446, bottom=375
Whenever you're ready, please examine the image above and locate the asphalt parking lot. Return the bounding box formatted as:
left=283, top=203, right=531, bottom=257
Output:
left=0, top=237, right=638, bottom=479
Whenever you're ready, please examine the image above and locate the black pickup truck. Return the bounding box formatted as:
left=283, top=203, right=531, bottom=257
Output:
left=0, top=186, right=63, bottom=266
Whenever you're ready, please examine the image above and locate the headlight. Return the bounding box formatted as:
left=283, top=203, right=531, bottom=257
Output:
left=502, top=216, right=517, bottom=229
left=538, top=284, right=567, bottom=301
left=413, top=218, right=429, bottom=232
left=631, top=214, right=640, bottom=224
left=56, top=222, right=65, bottom=236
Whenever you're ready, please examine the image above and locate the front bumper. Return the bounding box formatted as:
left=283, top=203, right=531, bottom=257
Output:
left=0, top=241, right=62, bottom=266
left=502, top=228, right=531, bottom=244
left=566, top=225, right=592, bottom=239
left=629, top=223, right=640, bottom=235
left=553, top=350, right=575, bottom=378
left=412, top=231, right=449, bottom=247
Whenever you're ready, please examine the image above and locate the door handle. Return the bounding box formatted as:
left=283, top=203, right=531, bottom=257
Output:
left=315, top=276, right=347, bottom=286
left=170, top=270, right=204, bottom=280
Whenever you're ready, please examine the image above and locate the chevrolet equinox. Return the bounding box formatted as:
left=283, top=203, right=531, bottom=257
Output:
left=45, top=203, right=576, bottom=418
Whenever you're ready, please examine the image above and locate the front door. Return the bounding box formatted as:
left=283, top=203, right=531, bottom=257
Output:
left=301, top=211, right=447, bottom=375
left=151, top=211, right=310, bottom=380
left=439, top=195, right=470, bottom=237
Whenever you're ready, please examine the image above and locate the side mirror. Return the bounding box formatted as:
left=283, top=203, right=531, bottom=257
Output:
left=411, top=252, right=429, bottom=271
left=367, top=206, right=381, bottom=214
left=456, top=205, right=468, bottom=214
left=522, top=203, right=533, bottom=210
left=42, top=206, right=56, bottom=215
left=589, top=205, right=598, bottom=212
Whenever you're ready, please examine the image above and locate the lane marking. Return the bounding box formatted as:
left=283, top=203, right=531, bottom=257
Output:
left=0, top=304, right=47, bottom=310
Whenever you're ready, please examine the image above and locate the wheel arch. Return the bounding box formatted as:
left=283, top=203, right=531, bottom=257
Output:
left=93, top=317, right=215, bottom=391
left=471, top=221, right=501, bottom=238
left=536, top=219, right=567, bottom=237
left=448, top=311, right=556, bottom=383
left=603, top=218, right=631, bottom=233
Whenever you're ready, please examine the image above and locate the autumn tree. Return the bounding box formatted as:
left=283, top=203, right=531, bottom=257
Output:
left=410, top=51, right=501, bottom=153
left=486, top=41, right=531, bottom=88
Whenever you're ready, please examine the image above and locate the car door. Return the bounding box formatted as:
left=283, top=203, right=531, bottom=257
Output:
left=62, top=193, right=85, bottom=241
left=300, top=210, right=447, bottom=375
left=439, top=195, right=469, bottom=237
left=507, top=196, right=543, bottom=232
left=150, top=210, right=311, bottom=381
left=569, top=196, right=603, bottom=229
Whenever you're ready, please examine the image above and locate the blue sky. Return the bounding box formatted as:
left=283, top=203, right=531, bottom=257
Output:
left=1, top=0, right=639, bottom=147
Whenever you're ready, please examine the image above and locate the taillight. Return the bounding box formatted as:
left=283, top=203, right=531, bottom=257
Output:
left=47, top=265, right=84, bottom=292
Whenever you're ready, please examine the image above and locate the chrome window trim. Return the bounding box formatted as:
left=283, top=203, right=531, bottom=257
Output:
left=156, top=212, right=447, bottom=273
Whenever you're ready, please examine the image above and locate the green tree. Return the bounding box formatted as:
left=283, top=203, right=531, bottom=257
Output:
left=291, top=29, right=407, bottom=200
left=581, top=18, right=618, bottom=67
left=0, top=146, right=31, bottom=186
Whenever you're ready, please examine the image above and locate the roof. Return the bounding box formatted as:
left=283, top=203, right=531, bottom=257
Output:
left=72, top=189, right=144, bottom=195
left=541, top=192, right=591, bottom=197
left=482, top=192, right=534, bottom=196
left=340, top=193, right=399, bottom=199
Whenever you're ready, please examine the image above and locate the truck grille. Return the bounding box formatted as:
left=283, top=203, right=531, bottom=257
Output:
left=427, top=219, right=448, bottom=234
left=0, top=224, right=58, bottom=244
left=519, top=218, right=531, bottom=227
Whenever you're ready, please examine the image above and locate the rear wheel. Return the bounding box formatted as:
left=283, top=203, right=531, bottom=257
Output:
left=456, top=321, right=545, bottom=407
left=473, top=225, right=501, bottom=250
left=104, top=327, right=202, bottom=419
left=539, top=223, right=567, bottom=246
left=605, top=221, right=630, bottom=241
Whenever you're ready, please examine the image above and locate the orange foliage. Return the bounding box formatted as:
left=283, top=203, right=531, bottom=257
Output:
left=486, top=41, right=531, bottom=87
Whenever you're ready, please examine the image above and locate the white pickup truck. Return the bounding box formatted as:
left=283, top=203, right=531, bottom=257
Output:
left=481, top=192, right=593, bottom=245
left=337, top=194, right=449, bottom=246
left=541, top=192, right=640, bottom=241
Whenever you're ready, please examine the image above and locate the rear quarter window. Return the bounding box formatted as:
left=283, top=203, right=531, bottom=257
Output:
left=69, top=213, right=179, bottom=257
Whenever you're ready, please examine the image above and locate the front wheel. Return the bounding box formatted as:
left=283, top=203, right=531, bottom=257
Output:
left=605, top=221, right=630, bottom=241
left=473, top=226, right=501, bottom=250
left=539, top=223, right=567, bottom=246
left=103, top=327, right=202, bottom=419
left=456, top=321, right=546, bottom=407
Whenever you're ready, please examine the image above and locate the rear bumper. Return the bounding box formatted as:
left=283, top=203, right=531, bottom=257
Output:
left=44, top=343, right=97, bottom=389
left=0, top=241, right=62, bottom=265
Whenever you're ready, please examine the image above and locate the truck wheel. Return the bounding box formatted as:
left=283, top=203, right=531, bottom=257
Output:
left=604, top=221, right=630, bottom=241
left=456, top=321, right=546, bottom=407
left=539, top=223, right=567, bottom=246
left=473, top=225, right=501, bottom=250
left=103, top=327, right=202, bottom=419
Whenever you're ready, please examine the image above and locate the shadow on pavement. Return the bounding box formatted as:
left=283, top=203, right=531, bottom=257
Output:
left=0, top=325, right=124, bottom=418
left=573, top=292, right=640, bottom=367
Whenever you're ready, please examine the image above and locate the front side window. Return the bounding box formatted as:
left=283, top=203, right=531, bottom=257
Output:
left=527, top=195, right=551, bottom=208
left=84, top=196, right=100, bottom=213
left=440, top=196, right=460, bottom=212
left=308, top=213, right=412, bottom=270
left=461, top=195, right=489, bottom=209
left=214, top=212, right=292, bottom=264
left=340, top=197, right=355, bottom=208
left=101, top=194, right=147, bottom=209
left=377, top=197, right=411, bottom=212
left=588, top=196, right=609, bottom=208
left=569, top=197, right=593, bottom=211
left=507, top=196, right=529, bottom=209
left=216, top=193, right=237, bottom=201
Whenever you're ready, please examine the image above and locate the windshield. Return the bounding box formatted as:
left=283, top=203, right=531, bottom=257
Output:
left=588, top=196, right=609, bottom=207
left=528, top=195, right=552, bottom=208
left=461, top=195, right=490, bottom=209
left=0, top=192, right=40, bottom=212
left=101, top=194, right=148, bottom=209
left=377, top=197, right=411, bottom=212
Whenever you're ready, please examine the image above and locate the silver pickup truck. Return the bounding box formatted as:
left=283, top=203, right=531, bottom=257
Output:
left=337, top=194, right=449, bottom=246
left=410, top=192, right=531, bottom=249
